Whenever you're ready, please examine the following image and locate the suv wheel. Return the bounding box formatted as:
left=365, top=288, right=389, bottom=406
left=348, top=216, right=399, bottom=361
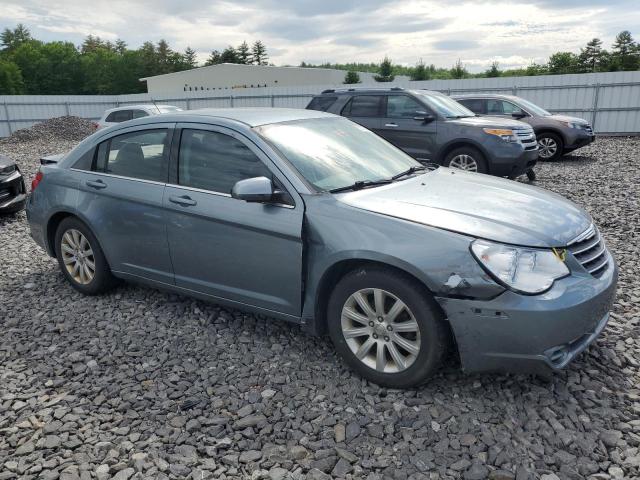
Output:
left=55, top=217, right=117, bottom=295
left=444, top=147, right=487, bottom=173
left=327, top=267, right=448, bottom=388
left=537, top=132, right=563, bottom=160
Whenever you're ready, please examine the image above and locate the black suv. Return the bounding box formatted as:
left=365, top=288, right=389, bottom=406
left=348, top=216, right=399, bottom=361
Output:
left=0, top=154, right=26, bottom=214
left=307, top=88, right=538, bottom=178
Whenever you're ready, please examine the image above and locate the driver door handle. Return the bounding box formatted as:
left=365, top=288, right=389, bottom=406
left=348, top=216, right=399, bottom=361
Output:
left=385, top=123, right=398, bottom=127
left=169, top=195, right=197, bottom=207
left=86, top=179, right=107, bottom=189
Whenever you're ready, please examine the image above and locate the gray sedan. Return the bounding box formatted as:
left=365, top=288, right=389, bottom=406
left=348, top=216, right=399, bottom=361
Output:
left=26, top=108, right=617, bottom=388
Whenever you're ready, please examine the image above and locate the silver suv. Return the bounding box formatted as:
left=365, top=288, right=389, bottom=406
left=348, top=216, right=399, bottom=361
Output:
left=453, top=94, right=595, bottom=161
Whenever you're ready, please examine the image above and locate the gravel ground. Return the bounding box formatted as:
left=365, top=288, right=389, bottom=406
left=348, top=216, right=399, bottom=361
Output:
left=0, top=121, right=639, bottom=480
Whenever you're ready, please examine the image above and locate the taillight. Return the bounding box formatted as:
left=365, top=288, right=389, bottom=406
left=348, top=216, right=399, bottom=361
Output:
left=92, top=122, right=99, bottom=130
left=31, top=171, right=43, bottom=191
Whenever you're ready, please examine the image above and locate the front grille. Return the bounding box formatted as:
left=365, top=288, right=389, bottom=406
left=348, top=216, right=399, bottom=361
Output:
left=0, top=187, right=10, bottom=201
left=567, top=225, right=609, bottom=277
left=516, top=129, right=538, bottom=150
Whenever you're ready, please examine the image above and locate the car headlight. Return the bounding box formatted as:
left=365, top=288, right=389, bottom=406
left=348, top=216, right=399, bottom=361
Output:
left=483, top=128, right=518, bottom=143
left=0, top=164, right=16, bottom=176
left=561, top=121, right=586, bottom=130
left=471, top=239, right=569, bottom=294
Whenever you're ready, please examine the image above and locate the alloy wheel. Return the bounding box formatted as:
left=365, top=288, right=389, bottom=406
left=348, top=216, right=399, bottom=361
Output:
left=538, top=137, right=558, bottom=159
left=60, top=229, right=95, bottom=285
left=340, top=288, right=421, bottom=373
left=448, top=154, right=478, bottom=172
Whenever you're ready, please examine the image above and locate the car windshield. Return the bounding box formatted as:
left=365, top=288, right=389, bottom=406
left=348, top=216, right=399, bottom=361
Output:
left=256, top=117, right=422, bottom=192
left=516, top=98, right=551, bottom=116
left=413, top=91, right=475, bottom=118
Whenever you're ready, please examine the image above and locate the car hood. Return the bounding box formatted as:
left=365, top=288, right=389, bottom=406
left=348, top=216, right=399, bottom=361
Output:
left=0, top=154, right=16, bottom=168
left=336, top=168, right=592, bottom=248
left=448, top=115, right=531, bottom=129
left=547, top=114, right=589, bottom=125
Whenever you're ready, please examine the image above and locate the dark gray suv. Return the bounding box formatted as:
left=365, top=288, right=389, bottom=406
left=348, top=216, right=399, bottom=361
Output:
left=453, top=94, right=595, bottom=161
left=307, top=88, right=538, bottom=178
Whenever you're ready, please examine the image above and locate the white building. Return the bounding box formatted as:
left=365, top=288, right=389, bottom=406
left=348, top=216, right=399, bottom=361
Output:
left=140, top=63, right=388, bottom=95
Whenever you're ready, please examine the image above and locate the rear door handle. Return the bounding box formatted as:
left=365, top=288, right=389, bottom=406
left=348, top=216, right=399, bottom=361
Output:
left=169, top=195, right=197, bottom=207
left=385, top=123, right=398, bottom=127
left=86, top=179, right=107, bottom=189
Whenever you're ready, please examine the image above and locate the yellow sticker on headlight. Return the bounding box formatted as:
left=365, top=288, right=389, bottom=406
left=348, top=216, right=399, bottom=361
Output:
left=552, top=248, right=567, bottom=262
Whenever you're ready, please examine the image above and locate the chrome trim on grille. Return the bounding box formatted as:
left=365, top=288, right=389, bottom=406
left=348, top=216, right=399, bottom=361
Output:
left=567, top=224, right=609, bottom=278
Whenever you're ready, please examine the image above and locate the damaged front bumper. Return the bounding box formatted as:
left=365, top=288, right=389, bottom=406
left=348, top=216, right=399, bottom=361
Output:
left=435, top=252, right=618, bottom=375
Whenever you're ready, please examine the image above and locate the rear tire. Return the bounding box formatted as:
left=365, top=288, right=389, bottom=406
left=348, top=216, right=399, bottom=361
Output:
left=537, top=132, right=563, bottom=161
left=327, top=266, right=448, bottom=388
left=54, top=217, right=117, bottom=295
left=444, top=147, right=488, bottom=174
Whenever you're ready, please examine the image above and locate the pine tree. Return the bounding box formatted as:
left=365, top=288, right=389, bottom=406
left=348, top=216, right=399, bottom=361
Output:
left=579, top=38, right=605, bottom=72
left=205, top=50, right=221, bottom=66
left=344, top=71, right=361, bottom=84
left=251, top=41, right=268, bottom=65
left=486, top=61, right=501, bottom=77
left=237, top=41, right=251, bottom=64
left=611, top=30, right=639, bottom=71
left=450, top=59, right=467, bottom=79
left=374, top=56, right=395, bottom=82
left=220, top=46, right=239, bottom=63
left=411, top=59, right=429, bottom=81
left=0, top=24, right=32, bottom=51
left=183, top=47, right=197, bottom=68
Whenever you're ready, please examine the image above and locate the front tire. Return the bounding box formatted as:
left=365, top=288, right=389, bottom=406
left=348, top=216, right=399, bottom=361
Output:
left=537, top=132, right=563, bottom=161
left=327, top=267, right=448, bottom=388
left=55, top=217, right=116, bottom=295
left=444, top=147, right=488, bottom=174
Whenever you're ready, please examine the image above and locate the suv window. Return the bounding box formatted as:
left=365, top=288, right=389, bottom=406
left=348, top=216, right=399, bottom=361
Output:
left=342, top=95, right=383, bottom=117
left=178, top=129, right=272, bottom=195
left=307, top=96, right=338, bottom=112
left=105, top=110, right=132, bottom=123
left=386, top=95, right=425, bottom=118
left=96, top=129, right=168, bottom=182
left=131, top=109, right=149, bottom=119
left=487, top=100, right=524, bottom=115
left=458, top=98, right=485, bottom=114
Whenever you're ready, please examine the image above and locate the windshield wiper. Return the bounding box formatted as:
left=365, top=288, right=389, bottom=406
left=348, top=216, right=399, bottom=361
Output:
left=391, top=165, right=428, bottom=180
left=329, top=179, right=392, bottom=193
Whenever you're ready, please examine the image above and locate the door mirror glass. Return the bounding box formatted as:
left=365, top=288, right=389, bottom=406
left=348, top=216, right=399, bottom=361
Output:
left=413, top=111, right=435, bottom=123
left=511, top=111, right=527, bottom=119
left=231, top=176, right=275, bottom=203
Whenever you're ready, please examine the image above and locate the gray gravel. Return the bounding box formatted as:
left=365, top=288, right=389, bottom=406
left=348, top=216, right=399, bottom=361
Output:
left=1, top=123, right=639, bottom=479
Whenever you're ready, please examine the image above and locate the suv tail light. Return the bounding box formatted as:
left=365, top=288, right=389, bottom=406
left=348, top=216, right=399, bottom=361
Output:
left=31, top=171, right=43, bottom=191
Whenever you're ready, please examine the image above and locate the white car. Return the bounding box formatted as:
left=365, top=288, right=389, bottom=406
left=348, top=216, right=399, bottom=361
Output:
left=95, top=104, right=183, bottom=130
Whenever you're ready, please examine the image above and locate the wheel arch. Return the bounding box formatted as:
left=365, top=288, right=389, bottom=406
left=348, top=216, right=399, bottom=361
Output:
left=46, top=211, right=110, bottom=266
left=535, top=128, right=566, bottom=145
left=437, top=140, right=489, bottom=167
left=311, top=258, right=449, bottom=337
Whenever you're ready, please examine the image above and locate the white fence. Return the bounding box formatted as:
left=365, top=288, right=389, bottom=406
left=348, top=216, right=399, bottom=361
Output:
left=1, top=71, right=639, bottom=137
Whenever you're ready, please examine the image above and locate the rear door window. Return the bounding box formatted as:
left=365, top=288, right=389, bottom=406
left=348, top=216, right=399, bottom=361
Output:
left=132, top=110, right=149, bottom=119
left=458, top=99, right=485, bottom=114
left=105, top=110, right=133, bottom=123
left=341, top=96, right=383, bottom=117
left=95, top=129, right=169, bottom=182
left=307, top=96, right=338, bottom=112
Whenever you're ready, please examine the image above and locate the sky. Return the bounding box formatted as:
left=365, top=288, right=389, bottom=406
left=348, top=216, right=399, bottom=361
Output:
left=1, top=0, right=639, bottom=72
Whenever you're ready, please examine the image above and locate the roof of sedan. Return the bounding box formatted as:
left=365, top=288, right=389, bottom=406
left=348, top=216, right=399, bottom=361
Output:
left=173, top=107, right=335, bottom=126
left=452, top=93, right=519, bottom=100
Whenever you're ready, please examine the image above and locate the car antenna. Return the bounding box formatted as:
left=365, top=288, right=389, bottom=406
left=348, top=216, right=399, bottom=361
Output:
left=149, top=96, right=161, bottom=114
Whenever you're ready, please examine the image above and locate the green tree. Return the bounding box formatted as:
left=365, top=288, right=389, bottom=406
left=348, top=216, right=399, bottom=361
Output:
left=183, top=47, right=197, bottom=68
left=1, top=24, right=32, bottom=52
left=80, top=47, right=119, bottom=93
left=0, top=59, right=24, bottom=94
left=485, top=61, right=501, bottom=77
left=374, top=56, right=395, bottom=82
left=579, top=38, right=606, bottom=72
left=237, top=41, right=251, bottom=64
left=114, top=39, right=127, bottom=55
left=205, top=50, right=221, bottom=66
left=450, top=59, right=468, bottom=79
left=410, top=59, right=430, bottom=81
left=81, top=35, right=105, bottom=54
left=611, top=30, right=639, bottom=71
left=344, top=71, right=361, bottom=84
left=220, top=46, right=239, bottom=63
left=547, top=51, right=580, bottom=74
left=251, top=40, right=268, bottom=65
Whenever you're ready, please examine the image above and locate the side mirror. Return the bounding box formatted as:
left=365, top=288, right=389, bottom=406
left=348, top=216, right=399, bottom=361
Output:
left=231, top=176, right=275, bottom=203
left=512, top=111, right=527, bottom=119
left=414, top=111, right=435, bottom=123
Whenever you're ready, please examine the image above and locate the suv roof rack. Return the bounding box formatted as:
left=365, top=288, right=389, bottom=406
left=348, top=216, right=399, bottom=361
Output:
left=323, top=86, right=406, bottom=94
